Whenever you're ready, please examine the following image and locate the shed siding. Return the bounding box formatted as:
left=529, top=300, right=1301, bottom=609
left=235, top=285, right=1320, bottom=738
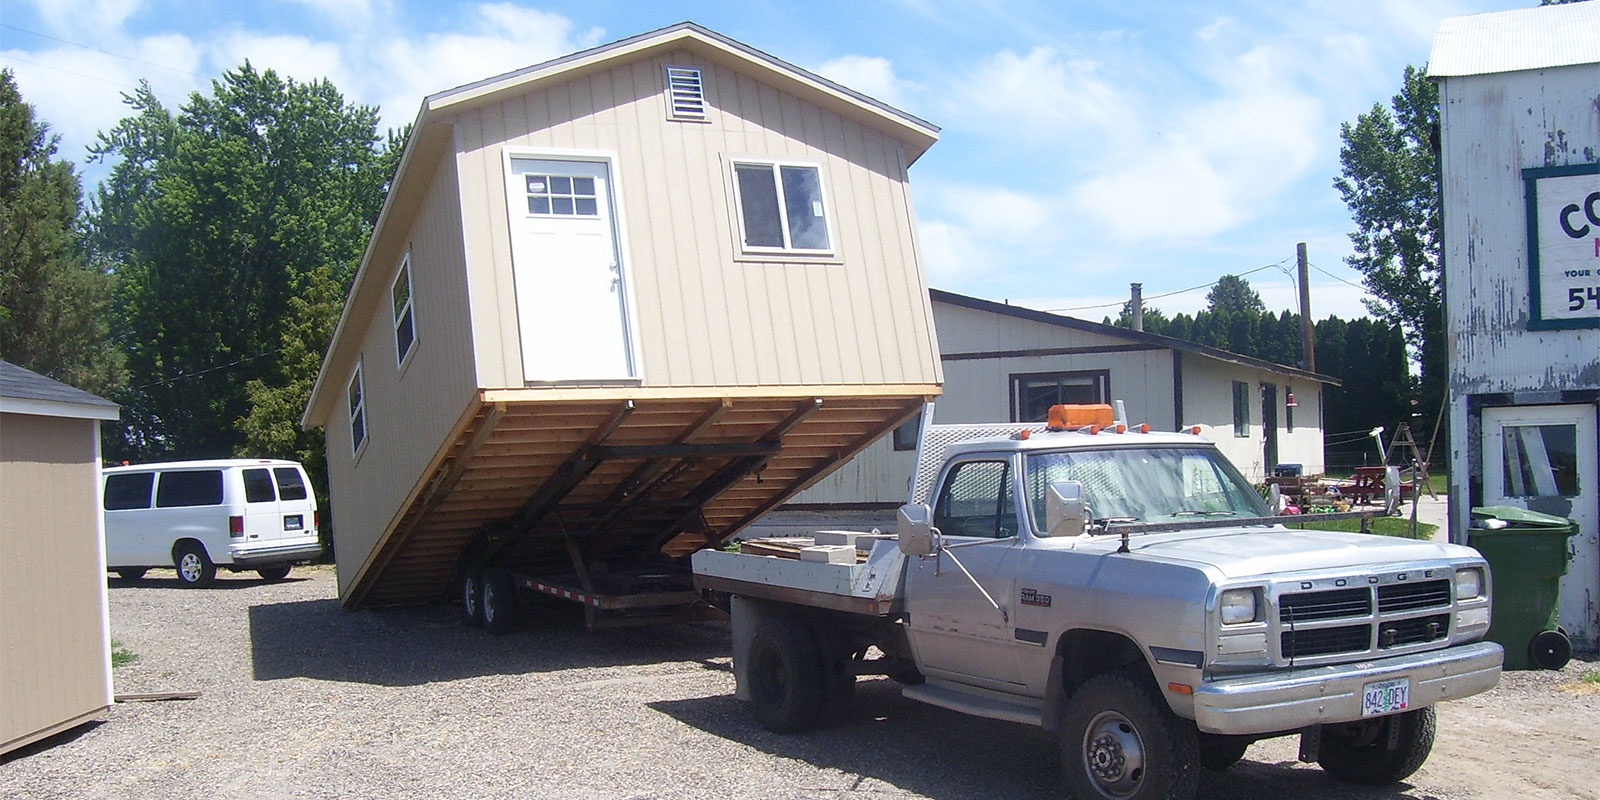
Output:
left=331, top=160, right=478, bottom=598
left=0, top=413, right=111, bottom=754
left=452, top=49, right=939, bottom=391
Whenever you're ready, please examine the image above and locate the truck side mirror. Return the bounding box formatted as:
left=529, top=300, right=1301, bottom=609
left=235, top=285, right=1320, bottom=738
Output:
left=898, top=503, right=936, bottom=556
left=1045, top=480, right=1087, bottom=538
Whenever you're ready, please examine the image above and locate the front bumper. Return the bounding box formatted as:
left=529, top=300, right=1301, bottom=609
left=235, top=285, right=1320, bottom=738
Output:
left=1192, top=640, right=1503, bottom=735
left=228, top=541, right=324, bottom=567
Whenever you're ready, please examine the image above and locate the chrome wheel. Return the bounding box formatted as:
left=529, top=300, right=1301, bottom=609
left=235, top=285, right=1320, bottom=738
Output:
left=1082, top=709, right=1147, bottom=798
left=179, top=553, right=203, bottom=582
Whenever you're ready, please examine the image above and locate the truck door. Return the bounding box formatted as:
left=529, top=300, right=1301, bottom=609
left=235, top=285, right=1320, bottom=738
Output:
left=905, top=457, right=1024, bottom=688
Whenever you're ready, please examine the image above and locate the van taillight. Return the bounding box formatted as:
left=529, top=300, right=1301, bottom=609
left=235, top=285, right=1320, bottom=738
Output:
left=229, top=515, right=244, bottom=537
left=315, top=511, right=322, bottom=530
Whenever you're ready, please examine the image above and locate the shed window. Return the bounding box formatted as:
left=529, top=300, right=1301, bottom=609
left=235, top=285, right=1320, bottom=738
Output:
left=349, top=363, right=368, bottom=456
left=732, top=161, right=831, bottom=253
left=393, top=255, right=416, bottom=366
left=1232, top=381, right=1250, bottom=437
left=104, top=472, right=154, bottom=510
left=156, top=471, right=224, bottom=508
left=665, top=66, right=708, bottom=121
left=1010, top=370, right=1110, bottom=423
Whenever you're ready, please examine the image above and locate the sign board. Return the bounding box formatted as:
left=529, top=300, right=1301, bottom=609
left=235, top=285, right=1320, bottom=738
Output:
left=1524, top=163, right=1600, bottom=330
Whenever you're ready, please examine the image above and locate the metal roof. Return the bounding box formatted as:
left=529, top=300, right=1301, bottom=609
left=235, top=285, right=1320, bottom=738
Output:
left=0, top=360, right=119, bottom=421
left=1429, top=3, right=1600, bottom=78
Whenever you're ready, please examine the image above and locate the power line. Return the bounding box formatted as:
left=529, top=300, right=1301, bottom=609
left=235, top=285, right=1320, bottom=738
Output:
left=0, top=23, right=208, bottom=80
left=1309, top=260, right=1367, bottom=291
left=1045, top=261, right=1285, bottom=314
left=127, top=349, right=283, bottom=391
left=0, top=53, right=186, bottom=104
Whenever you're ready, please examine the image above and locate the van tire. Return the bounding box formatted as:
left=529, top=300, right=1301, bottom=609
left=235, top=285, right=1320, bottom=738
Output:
left=257, top=565, right=292, bottom=582
left=481, top=568, right=519, bottom=635
left=174, top=543, right=216, bottom=587
left=115, top=568, right=147, bottom=581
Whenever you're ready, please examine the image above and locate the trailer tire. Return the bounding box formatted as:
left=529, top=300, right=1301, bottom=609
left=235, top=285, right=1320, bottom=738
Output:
left=1061, top=670, right=1200, bottom=800
left=460, top=566, right=485, bottom=628
left=481, top=568, right=519, bottom=636
left=747, top=615, right=823, bottom=733
left=1317, top=706, right=1435, bottom=785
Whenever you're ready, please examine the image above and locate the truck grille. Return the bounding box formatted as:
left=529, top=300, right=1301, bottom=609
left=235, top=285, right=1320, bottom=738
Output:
left=1275, top=578, right=1454, bottom=664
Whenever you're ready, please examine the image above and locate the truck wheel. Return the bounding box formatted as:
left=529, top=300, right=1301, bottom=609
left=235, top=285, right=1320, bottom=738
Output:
left=1197, top=734, right=1251, bottom=772
left=1061, top=671, right=1200, bottom=800
left=809, top=624, right=857, bottom=727
left=257, top=565, right=292, bottom=582
left=747, top=616, right=823, bottom=733
left=460, top=567, right=485, bottom=628
left=481, top=568, right=519, bottom=636
left=1317, top=706, right=1435, bottom=785
left=174, top=543, right=216, bottom=587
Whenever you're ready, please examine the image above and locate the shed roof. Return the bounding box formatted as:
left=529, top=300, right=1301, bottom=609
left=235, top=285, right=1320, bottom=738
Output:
left=1429, top=3, right=1600, bottom=78
left=0, top=360, right=120, bottom=421
left=930, top=289, right=1339, bottom=386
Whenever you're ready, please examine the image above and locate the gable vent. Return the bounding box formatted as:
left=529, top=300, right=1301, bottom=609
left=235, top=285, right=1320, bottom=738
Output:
left=665, top=67, right=708, bottom=122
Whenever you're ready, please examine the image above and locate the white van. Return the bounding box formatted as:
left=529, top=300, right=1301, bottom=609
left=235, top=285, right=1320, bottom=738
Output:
left=102, top=459, right=323, bottom=586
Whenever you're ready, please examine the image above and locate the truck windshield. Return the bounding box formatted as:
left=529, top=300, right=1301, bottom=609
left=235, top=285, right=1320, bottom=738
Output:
left=1025, top=446, right=1269, bottom=531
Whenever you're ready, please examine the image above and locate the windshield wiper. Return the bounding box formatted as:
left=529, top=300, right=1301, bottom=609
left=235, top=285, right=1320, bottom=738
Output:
left=1090, top=516, right=1140, bottom=532
left=1172, top=510, right=1236, bottom=518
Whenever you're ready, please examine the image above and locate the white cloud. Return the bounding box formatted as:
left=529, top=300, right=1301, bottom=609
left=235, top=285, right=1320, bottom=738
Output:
left=916, top=182, right=1057, bottom=282
left=948, top=46, right=1137, bottom=142
left=24, top=0, right=142, bottom=36
left=815, top=54, right=911, bottom=108
left=213, top=33, right=349, bottom=89
left=283, top=0, right=379, bottom=31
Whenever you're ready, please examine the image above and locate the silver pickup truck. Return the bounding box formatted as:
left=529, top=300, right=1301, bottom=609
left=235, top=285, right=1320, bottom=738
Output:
left=693, top=404, right=1502, bottom=800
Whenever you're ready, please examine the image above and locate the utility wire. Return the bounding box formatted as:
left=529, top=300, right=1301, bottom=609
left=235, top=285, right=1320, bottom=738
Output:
left=1045, top=261, right=1285, bottom=314
left=0, top=23, right=208, bottom=80
left=1308, top=260, right=1368, bottom=291
left=0, top=53, right=186, bottom=104
left=126, top=348, right=284, bottom=391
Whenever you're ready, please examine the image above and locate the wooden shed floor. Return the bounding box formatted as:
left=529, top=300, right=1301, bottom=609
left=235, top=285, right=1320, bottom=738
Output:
left=343, top=385, right=936, bottom=608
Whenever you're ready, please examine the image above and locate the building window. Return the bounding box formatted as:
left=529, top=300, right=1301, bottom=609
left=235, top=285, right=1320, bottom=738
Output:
left=1285, top=386, right=1295, bottom=432
left=893, top=409, right=923, bottom=451
left=1232, top=381, right=1250, bottom=437
left=1010, top=370, right=1110, bottom=423
left=731, top=161, right=831, bottom=253
left=348, top=363, right=367, bottom=456
left=664, top=66, right=708, bottom=121
left=393, top=255, right=417, bottom=366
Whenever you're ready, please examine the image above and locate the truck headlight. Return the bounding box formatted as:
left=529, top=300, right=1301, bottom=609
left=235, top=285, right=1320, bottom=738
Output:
left=1220, top=588, right=1259, bottom=625
left=1456, top=568, right=1484, bottom=601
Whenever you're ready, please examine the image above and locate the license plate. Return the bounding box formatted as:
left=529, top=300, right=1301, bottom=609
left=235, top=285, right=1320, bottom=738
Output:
left=284, top=515, right=303, bottom=531
left=1362, top=678, right=1410, bottom=717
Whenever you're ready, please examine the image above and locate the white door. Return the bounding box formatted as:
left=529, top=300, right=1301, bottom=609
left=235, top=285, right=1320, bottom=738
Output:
left=1482, top=404, right=1599, bottom=647
left=504, top=158, right=634, bottom=382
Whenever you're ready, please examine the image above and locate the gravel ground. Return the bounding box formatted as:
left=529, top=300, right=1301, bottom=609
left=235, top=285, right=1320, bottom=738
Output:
left=3, top=566, right=1597, bottom=800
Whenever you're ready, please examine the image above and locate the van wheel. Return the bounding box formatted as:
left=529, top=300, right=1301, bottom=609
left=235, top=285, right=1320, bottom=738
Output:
left=481, top=568, right=519, bottom=635
left=257, top=565, right=292, bottom=582
left=174, top=543, right=216, bottom=587
left=746, top=615, right=823, bottom=733
left=115, top=568, right=147, bottom=581
left=460, top=567, right=486, bottom=627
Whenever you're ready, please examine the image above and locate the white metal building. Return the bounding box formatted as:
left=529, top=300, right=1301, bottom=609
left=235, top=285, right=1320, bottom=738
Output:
left=794, top=289, right=1336, bottom=506
left=1431, top=3, right=1600, bottom=647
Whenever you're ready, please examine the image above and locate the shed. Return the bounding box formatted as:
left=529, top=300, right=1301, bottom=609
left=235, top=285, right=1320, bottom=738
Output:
left=301, top=22, right=943, bottom=609
left=1431, top=2, right=1600, bottom=647
left=794, top=289, right=1337, bottom=506
left=0, top=360, right=120, bottom=755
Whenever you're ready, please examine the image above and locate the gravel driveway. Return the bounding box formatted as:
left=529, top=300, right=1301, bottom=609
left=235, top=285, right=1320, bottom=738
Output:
left=4, top=566, right=1597, bottom=800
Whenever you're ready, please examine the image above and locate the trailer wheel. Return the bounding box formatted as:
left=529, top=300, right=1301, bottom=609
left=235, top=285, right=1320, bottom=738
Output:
left=481, top=568, right=519, bottom=636
left=747, top=615, right=823, bottom=733
left=1317, top=706, right=1435, bottom=785
left=460, top=567, right=485, bottom=628
left=1061, top=670, right=1199, bottom=800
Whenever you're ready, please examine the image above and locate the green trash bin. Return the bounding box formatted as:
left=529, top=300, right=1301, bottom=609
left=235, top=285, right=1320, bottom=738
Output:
left=1467, top=506, right=1577, bottom=670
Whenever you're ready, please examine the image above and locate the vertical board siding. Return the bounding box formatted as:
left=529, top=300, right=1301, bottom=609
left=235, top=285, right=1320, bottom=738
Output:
left=0, top=414, right=110, bottom=753
left=332, top=162, right=478, bottom=598
left=451, top=49, right=940, bottom=392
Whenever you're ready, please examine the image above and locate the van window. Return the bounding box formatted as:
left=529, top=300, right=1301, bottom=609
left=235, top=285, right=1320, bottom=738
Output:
left=243, top=468, right=277, bottom=503
left=273, top=467, right=309, bottom=501
left=156, top=470, right=224, bottom=508
left=104, top=472, right=154, bottom=510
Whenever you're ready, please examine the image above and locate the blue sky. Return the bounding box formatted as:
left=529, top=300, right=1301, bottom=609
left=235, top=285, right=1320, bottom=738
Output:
left=1, top=0, right=1530, bottom=322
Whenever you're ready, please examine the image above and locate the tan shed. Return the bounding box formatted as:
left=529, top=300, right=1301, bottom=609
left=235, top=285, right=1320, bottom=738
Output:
left=1, top=360, right=120, bottom=755
left=301, top=22, right=943, bottom=613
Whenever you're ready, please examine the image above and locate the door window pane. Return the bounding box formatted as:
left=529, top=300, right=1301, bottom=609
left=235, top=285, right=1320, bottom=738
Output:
left=525, top=173, right=599, bottom=217
left=156, top=471, right=224, bottom=508
left=933, top=461, right=1015, bottom=539
left=104, top=472, right=154, bottom=510
left=274, top=468, right=309, bottom=501
left=1501, top=424, right=1579, bottom=497
left=243, top=468, right=277, bottom=503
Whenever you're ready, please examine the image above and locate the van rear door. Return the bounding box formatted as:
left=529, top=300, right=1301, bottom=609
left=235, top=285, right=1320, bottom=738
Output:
left=239, top=466, right=282, bottom=547
left=272, top=466, right=314, bottom=541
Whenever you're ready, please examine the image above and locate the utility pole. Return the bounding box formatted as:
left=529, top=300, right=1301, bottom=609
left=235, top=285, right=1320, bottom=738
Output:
left=1297, top=242, right=1315, bottom=371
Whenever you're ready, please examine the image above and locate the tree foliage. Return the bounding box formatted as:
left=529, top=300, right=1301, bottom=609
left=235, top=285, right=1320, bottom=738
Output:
left=89, top=63, right=401, bottom=470
left=1205, top=274, right=1265, bottom=315
left=1334, top=64, right=1444, bottom=435
left=0, top=69, right=123, bottom=394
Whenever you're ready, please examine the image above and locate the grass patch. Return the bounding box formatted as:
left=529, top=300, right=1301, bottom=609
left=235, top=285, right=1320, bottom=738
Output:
left=110, top=639, right=138, bottom=668
left=1583, top=671, right=1600, bottom=685
left=1285, top=516, right=1436, bottom=540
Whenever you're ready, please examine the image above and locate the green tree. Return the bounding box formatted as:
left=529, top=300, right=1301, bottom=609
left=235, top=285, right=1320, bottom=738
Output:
left=1205, top=274, right=1265, bottom=315
left=0, top=69, right=123, bottom=394
left=1334, top=65, right=1444, bottom=439
left=88, top=64, right=399, bottom=466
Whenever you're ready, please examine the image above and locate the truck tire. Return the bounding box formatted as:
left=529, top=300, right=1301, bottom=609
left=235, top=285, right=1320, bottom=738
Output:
left=174, top=542, right=216, bottom=587
left=1197, top=734, right=1251, bottom=772
left=1317, top=706, right=1435, bottom=785
left=481, top=568, right=519, bottom=636
left=747, top=616, right=823, bottom=733
left=808, top=623, right=857, bottom=727
left=460, top=566, right=485, bottom=628
left=1061, top=670, right=1200, bottom=800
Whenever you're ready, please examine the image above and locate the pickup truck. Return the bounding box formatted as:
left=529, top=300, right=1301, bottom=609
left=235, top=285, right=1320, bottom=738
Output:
left=693, top=404, right=1503, bottom=800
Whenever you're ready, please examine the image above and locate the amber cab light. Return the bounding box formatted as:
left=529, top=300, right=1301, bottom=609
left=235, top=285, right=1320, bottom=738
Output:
left=1046, top=404, right=1115, bottom=431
